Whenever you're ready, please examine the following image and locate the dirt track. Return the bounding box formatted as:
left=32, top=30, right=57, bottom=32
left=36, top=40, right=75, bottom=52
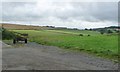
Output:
left=2, top=41, right=118, bottom=70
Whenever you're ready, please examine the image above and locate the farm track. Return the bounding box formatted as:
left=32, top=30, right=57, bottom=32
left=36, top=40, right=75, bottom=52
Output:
left=2, top=41, right=118, bottom=70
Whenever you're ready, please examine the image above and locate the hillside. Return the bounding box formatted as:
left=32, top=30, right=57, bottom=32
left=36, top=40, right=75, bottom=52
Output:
left=0, top=23, right=52, bottom=30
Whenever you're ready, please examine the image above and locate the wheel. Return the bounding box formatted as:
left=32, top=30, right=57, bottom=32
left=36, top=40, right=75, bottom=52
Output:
left=13, top=39, right=16, bottom=44
left=25, top=39, right=27, bottom=43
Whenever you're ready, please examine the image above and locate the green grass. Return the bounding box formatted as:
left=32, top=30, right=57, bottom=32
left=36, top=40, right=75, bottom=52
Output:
left=12, top=29, right=119, bottom=60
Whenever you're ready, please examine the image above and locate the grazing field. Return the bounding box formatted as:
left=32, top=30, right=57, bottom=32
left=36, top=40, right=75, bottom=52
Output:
left=12, top=29, right=118, bottom=60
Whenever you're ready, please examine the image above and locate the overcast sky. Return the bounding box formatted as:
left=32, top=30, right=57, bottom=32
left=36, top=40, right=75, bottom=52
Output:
left=1, top=0, right=119, bottom=29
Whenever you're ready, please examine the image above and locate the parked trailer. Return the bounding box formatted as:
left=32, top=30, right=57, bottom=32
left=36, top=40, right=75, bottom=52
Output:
left=13, top=32, right=28, bottom=44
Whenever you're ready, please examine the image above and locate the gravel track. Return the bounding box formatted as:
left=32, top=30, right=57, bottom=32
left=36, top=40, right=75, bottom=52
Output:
left=2, top=41, right=118, bottom=70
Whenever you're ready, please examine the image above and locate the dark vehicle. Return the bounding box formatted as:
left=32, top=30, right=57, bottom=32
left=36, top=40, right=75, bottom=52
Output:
left=13, top=32, right=28, bottom=44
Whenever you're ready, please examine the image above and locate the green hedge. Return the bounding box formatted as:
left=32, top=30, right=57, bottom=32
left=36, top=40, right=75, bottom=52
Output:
left=1, top=28, right=15, bottom=40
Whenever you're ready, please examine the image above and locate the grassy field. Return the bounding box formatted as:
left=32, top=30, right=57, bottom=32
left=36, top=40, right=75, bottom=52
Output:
left=12, top=29, right=118, bottom=60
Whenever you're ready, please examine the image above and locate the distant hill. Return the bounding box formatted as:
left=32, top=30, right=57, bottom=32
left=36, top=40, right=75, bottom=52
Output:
left=0, top=23, right=53, bottom=30
left=92, top=26, right=120, bottom=34
left=93, top=26, right=120, bottom=31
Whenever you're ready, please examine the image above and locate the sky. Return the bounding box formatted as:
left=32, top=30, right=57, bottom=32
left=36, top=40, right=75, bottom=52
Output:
left=0, top=0, right=119, bottom=29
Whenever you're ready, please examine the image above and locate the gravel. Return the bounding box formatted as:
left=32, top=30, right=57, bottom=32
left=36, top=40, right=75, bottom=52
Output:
left=2, top=41, right=118, bottom=70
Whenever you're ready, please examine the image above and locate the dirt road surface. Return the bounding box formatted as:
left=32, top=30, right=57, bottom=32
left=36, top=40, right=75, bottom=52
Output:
left=2, top=41, right=118, bottom=70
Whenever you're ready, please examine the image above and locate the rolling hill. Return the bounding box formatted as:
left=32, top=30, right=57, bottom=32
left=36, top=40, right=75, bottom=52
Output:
left=0, top=23, right=52, bottom=30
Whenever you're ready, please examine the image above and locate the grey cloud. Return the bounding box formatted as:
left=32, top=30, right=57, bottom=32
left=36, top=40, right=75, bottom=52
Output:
left=2, top=2, right=118, bottom=21
left=70, top=2, right=118, bottom=22
left=1, top=2, right=118, bottom=28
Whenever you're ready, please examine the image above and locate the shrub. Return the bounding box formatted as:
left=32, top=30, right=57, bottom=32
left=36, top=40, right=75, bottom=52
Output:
left=88, top=34, right=90, bottom=36
left=116, top=30, right=119, bottom=33
left=79, top=34, right=83, bottom=36
left=85, top=28, right=88, bottom=30
left=107, top=30, right=113, bottom=34
left=100, top=32, right=104, bottom=35
left=89, top=28, right=92, bottom=31
left=99, top=29, right=105, bottom=35
left=2, top=28, right=15, bottom=40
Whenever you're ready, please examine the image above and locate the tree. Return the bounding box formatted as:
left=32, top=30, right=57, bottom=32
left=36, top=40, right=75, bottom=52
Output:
left=100, top=29, right=105, bottom=35
left=100, top=32, right=104, bottom=35
left=79, top=34, right=83, bottom=36
left=116, top=30, right=119, bottom=33
left=89, top=28, right=92, bottom=31
left=107, top=30, right=113, bottom=34
left=85, top=28, right=88, bottom=30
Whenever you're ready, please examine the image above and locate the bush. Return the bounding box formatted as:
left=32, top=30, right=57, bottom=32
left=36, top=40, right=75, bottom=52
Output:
left=79, top=34, right=83, bottom=36
left=99, top=29, right=105, bottom=34
left=107, top=30, right=113, bottom=34
left=100, top=32, right=104, bottom=35
left=88, top=34, right=90, bottom=36
left=116, top=30, right=119, bottom=33
left=89, top=28, right=92, bottom=31
left=85, top=28, right=88, bottom=30
left=2, top=28, right=15, bottom=40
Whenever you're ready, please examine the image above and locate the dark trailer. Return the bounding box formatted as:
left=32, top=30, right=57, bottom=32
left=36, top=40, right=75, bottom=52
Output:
left=13, top=32, right=28, bottom=44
